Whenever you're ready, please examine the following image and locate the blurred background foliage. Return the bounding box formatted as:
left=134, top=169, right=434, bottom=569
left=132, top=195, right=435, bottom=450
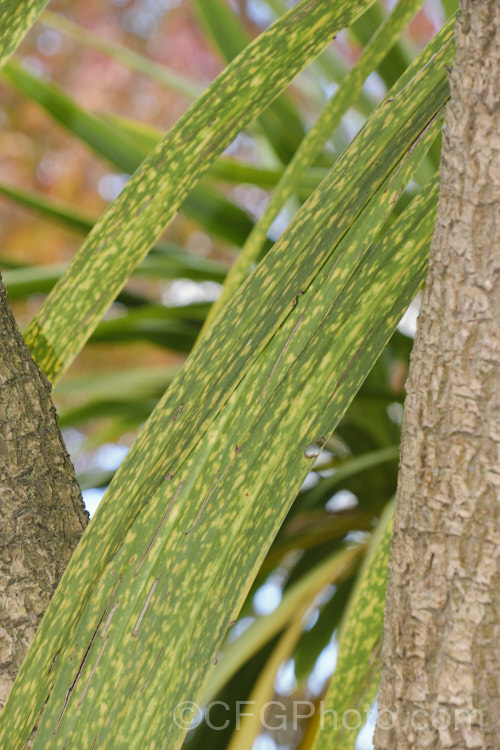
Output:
left=0, top=2, right=456, bottom=748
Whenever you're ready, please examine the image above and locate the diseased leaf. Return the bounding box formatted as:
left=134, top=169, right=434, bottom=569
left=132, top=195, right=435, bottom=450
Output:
left=0, top=0, right=48, bottom=69
left=20, top=0, right=379, bottom=383
left=0, top=17, right=450, bottom=740
left=2, top=62, right=254, bottom=247
left=203, top=544, right=365, bottom=704
left=310, top=501, right=395, bottom=750
left=192, top=0, right=305, bottom=162
left=202, top=0, right=429, bottom=333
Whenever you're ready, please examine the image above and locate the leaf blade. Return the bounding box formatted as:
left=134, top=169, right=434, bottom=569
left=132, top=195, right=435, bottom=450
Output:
left=200, top=0, right=429, bottom=334
left=0, top=0, right=48, bottom=69
left=310, top=502, right=395, bottom=750
left=0, top=22, right=451, bottom=748
left=22, top=0, right=378, bottom=382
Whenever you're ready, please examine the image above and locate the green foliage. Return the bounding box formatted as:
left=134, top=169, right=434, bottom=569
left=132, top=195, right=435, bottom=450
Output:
left=2, top=62, right=254, bottom=246
left=309, top=502, right=394, bottom=750
left=0, top=2, right=457, bottom=748
left=203, top=545, right=366, bottom=704
left=193, top=0, right=305, bottom=162
left=41, top=10, right=203, bottom=100
left=202, top=0, right=426, bottom=332
left=0, top=0, right=48, bottom=69
left=21, top=0, right=377, bottom=383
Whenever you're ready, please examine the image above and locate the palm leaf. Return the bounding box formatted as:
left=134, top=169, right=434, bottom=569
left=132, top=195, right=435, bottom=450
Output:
left=0, top=171, right=438, bottom=747
left=203, top=545, right=365, bottom=704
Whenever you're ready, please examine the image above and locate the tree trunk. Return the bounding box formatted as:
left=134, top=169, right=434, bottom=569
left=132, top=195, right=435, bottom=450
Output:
left=0, top=279, right=88, bottom=710
left=375, top=3, right=500, bottom=748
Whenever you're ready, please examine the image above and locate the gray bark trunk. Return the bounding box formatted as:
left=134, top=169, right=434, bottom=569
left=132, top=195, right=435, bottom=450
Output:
left=0, top=279, right=88, bottom=709
left=375, top=2, right=500, bottom=748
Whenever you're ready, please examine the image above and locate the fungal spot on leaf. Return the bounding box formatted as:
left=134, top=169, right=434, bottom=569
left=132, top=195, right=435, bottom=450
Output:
left=77, top=637, right=109, bottom=707
left=208, top=596, right=221, bottom=622
left=134, top=482, right=184, bottom=577
left=136, top=197, right=153, bottom=216
left=48, top=651, right=60, bottom=675
left=132, top=578, right=159, bottom=639
left=101, top=600, right=119, bottom=639
left=304, top=436, right=327, bottom=459
left=172, top=403, right=184, bottom=422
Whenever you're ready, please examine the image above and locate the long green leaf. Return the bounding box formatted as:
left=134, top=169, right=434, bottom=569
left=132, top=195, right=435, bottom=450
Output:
left=0, top=181, right=96, bottom=233
left=294, top=576, right=355, bottom=684
left=264, top=0, right=380, bottom=118
left=2, top=61, right=254, bottom=247
left=54, top=365, right=179, bottom=408
left=2, top=258, right=225, bottom=303
left=0, top=0, right=48, bottom=69
left=3, top=60, right=146, bottom=172
left=310, top=501, right=395, bottom=750
left=0, top=184, right=229, bottom=286
left=193, top=0, right=250, bottom=63
left=203, top=544, right=365, bottom=704
left=263, top=511, right=375, bottom=572
left=300, top=446, right=399, bottom=510
left=201, top=0, right=427, bottom=333
left=18, top=0, right=378, bottom=384
left=2, top=265, right=152, bottom=309
left=0, top=169, right=438, bottom=747
left=41, top=10, right=203, bottom=100
left=350, top=3, right=411, bottom=89
left=192, top=0, right=305, bottom=163
left=227, top=616, right=305, bottom=750
left=0, top=22, right=450, bottom=739
left=91, top=302, right=208, bottom=352
left=101, top=112, right=328, bottom=194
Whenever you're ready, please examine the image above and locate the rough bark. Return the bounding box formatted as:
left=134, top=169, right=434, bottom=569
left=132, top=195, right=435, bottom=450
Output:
left=0, top=279, right=88, bottom=710
left=374, top=3, right=500, bottom=748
